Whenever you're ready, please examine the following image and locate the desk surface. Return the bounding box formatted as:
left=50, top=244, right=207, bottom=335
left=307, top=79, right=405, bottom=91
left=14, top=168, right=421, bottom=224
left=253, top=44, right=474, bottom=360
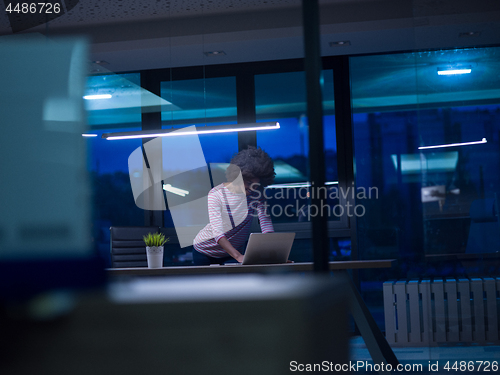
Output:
left=107, top=260, right=396, bottom=276
left=107, top=259, right=400, bottom=367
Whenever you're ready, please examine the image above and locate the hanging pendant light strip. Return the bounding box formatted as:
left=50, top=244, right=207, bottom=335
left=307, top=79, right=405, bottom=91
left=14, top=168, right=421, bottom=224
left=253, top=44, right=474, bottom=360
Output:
left=102, top=122, right=280, bottom=140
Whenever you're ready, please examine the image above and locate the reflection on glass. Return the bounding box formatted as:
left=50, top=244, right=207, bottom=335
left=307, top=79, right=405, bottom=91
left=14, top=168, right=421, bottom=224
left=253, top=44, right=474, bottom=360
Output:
left=85, top=128, right=144, bottom=266
left=162, top=129, right=238, bottom=230
left=352, top=47, right=500, bottom=332
left=390, top=152, right=459, bottom=174
left=160, top=77, right=238, bottom=230
left=161, top=76, right=237, bottom=125
left=85, top=73, right=144, bottom=127
left=255, top=71, right=338, bottom=223
left=351, top=48, right=500, bottom=112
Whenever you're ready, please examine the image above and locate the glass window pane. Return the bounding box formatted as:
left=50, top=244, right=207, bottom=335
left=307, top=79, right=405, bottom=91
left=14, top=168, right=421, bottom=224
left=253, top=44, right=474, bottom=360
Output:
left=351, top=46, right=500, bottom=338
left=414, top=48, right=500, bottom=262
left=161, top=76, right=237, bottom=125
left=84, top=72, right=146, bottom=267
left=160, top=77, right=238, bottom=243
left=85, top=73, right=142, bottom=128
left=162, top=129, right=239, bottom=229
left=255, top=70, right=338, bottom=223
left=85, top=128, right=144, bottom=267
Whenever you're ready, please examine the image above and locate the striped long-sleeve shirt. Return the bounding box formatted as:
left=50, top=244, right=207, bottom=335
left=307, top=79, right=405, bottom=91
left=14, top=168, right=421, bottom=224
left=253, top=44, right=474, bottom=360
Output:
left=193, top=183, right=274, bottom=258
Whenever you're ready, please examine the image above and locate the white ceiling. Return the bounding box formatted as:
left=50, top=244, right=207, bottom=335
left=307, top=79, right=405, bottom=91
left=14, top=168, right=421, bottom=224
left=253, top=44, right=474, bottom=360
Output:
left=1, top=0, right=499, bottom=73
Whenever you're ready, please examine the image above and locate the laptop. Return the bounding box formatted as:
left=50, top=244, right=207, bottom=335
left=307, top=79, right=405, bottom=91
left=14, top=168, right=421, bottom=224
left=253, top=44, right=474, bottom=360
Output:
left=230, top=232, right=295, bottom=265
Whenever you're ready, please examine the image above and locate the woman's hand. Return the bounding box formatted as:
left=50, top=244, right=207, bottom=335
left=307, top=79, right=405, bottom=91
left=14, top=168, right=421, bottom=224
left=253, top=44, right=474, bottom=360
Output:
left=218, top=236, right=244, bottom=263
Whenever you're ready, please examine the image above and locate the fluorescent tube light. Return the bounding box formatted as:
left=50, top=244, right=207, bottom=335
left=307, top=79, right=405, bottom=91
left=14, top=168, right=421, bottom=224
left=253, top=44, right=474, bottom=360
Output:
left=437, top=67, right=471, bottom=75
left=102, top=122, right=280, bottom=140
left=83, top=94, right=112, bottom=100
left=163, top=184, right=189, bottom=197
left=82, top=134, right=98, bottom=137
left=418, top=138, right=487, bottom=150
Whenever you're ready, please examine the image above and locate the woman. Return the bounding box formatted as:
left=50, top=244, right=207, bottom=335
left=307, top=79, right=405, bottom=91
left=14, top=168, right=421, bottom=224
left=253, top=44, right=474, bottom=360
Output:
left=193, top=147, right=275, bottom=265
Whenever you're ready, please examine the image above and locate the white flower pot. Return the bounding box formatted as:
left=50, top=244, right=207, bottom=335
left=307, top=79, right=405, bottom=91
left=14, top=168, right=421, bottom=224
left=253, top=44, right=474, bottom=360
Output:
left=146, top=246, right=164, bottom=268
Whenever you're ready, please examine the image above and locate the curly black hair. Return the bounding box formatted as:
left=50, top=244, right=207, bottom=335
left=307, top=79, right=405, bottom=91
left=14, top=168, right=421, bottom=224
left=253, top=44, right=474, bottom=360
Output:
left=226, top=147, right=275, bottom=187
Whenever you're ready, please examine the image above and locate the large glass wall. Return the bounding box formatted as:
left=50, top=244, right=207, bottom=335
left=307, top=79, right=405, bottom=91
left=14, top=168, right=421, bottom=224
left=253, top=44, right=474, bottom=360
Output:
left=255, top=69, right=349, bottom=262
left=91, top=47, right=500, bottom=273
left=351, top=46, right=500, bottom=331
left=85, top=46, right=500, bottom=369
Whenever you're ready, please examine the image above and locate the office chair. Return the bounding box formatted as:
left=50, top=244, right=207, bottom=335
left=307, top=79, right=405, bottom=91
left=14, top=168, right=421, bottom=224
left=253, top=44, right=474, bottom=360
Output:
left=110, top=226, right=159, bottom=267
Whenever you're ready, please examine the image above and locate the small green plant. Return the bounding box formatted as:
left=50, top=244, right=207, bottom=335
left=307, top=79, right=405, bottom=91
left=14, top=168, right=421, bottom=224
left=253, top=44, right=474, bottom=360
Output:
left=143, top=232, right=169, bottom=247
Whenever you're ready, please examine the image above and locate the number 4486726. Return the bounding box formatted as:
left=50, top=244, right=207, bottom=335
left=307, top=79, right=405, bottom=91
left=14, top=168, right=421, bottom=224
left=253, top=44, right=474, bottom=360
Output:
left=444, top=361, right=498, bottom=372
left=5, top=3, right=61, bottom=14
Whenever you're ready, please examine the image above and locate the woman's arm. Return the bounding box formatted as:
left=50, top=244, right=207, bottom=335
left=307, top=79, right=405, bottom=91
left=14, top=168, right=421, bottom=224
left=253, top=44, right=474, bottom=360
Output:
left=217, top=236, right=244, bottom=262
left=209, top=189, right=243, bottom=262
left=257, top=199, right=274, bottom=233
left=208, top=191, right=226, bottom=242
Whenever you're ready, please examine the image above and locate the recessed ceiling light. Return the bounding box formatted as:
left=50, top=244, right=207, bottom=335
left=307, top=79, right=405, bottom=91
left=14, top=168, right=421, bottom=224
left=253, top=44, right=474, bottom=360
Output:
left=203, top=51, right=226, bottom=56
left=329, top=41, right=350, bottom=47
left=92, top=60, right=109, bottom=65
left=459, top=31, right=481, bottom=37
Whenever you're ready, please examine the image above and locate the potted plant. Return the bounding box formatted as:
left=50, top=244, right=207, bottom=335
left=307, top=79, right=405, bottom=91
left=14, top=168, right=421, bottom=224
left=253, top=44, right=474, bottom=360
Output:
left=143, top=232, right=169, bottom=268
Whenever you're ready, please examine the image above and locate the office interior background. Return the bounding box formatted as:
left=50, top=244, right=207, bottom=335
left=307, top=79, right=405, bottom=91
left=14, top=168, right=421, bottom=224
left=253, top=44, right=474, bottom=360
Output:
left=1, top=0, right=500, bottom=363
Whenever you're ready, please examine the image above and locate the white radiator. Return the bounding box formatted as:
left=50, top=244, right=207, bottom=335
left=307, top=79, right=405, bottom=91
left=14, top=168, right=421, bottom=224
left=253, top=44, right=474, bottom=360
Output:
left=383, top=278, right=500, bottom=346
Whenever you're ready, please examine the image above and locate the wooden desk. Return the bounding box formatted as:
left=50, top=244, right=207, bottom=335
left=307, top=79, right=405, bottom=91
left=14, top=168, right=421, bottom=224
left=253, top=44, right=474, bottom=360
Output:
left=107, top=260, right=396, bottom=277
left=107, top=259, right=399, bottom=370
